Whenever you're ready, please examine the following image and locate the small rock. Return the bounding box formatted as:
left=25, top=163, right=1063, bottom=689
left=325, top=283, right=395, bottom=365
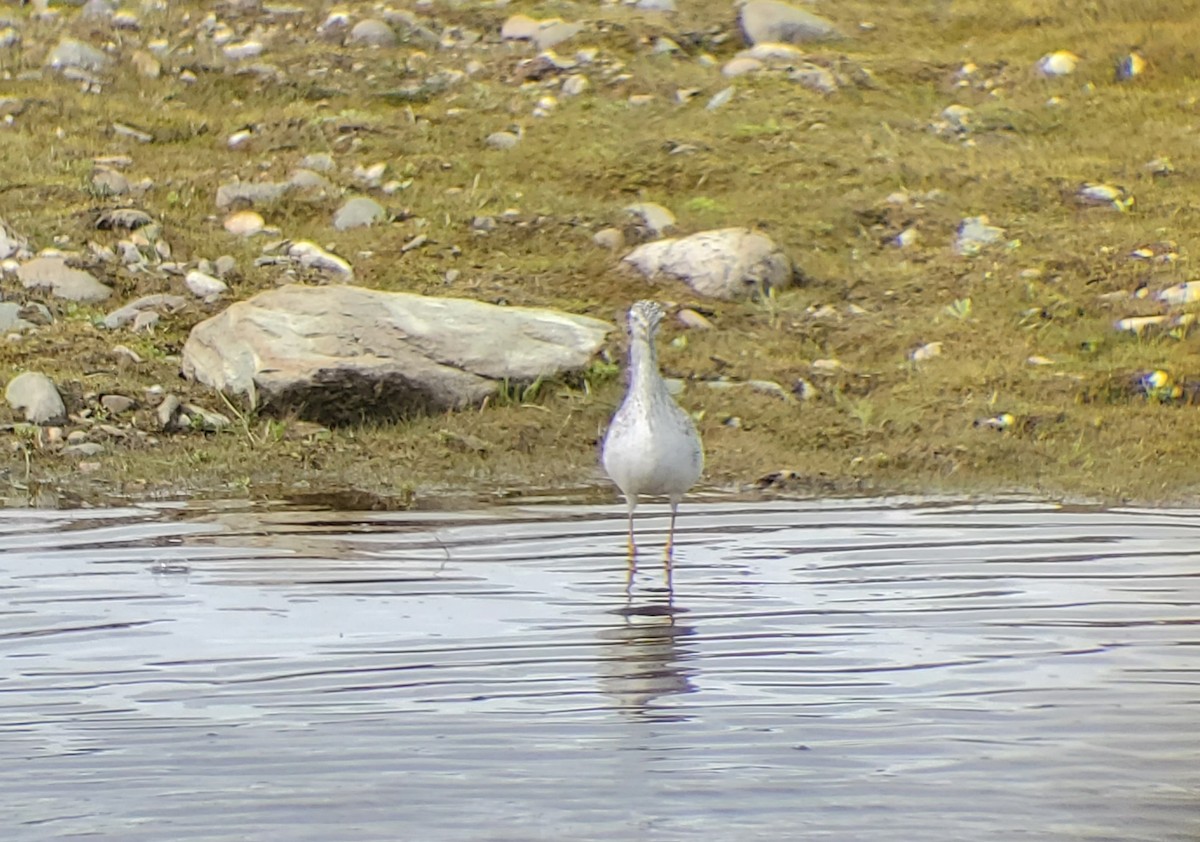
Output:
left=5, top=372, right=66, bottom=424
left=347, top=19, right=397, bottom=47
left=223, top=40, right=264, bottom=61
left=1036, top=50, right=1078, bottom=77
left=500, top=14, right=540, bottom=41
left=156, top=393, right=182, bottom=430
left=623, top=227, right=794, bottom=300
left=46, top=37, right=112, bottom=72
left=707, top=87, right=735, bottom=110
left=677, top=308, right=713, bottom=330
left=739, top=0, right=840, bottom=45
left=1116, top=50, right=1147, bottom=82
left=287, top=241, right=353, bottom=279
left=1076, top=183, right=1133, bottom=212
left=185, top=270, right=228, bottom=300
left=535, top=20, right=582, bottom=51
left=100, top=394, right=136, bottom=414
left=65, top=442, right=104, bottom=458
left=625, top=202, right=675, bottom=237
left=333, top=197, right=387, bottom=231
left=788, top=63, right=838, bottom=94
left=722, top=56, right=764, bottom=77
left=181, top=404, right=231, bottom=432
left=215, top=180, right=292, bottom=209
left=486, top=130, right=521, bottom=150
left=1156, top=281, right=1200, bottom=306
left=910, top=341, right=943, bottom=362
left=133, top=311, right=160, bottom=332
left=300, top=152, right=335, bottom=172
left=214, top=255, right=238, bottom=277
left=953, top=216, right=1005, bottom=257
left=562, top=74, right=589, bottom=96
left=91, top=168, right=130, bottom=196
left=103, top=293, right=186, bottom=329
left=17, top=256, right=112, bottom=302
left=593, top=228, right=624, bottom=251
left=0, top=303, right=34, bottom=333
left=96, top=208, right=154, bottom=230
left=224, top=211, right=265, bottom=236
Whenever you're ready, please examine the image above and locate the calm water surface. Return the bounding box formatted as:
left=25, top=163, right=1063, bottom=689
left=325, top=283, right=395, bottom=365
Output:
left=1, top=499, right=1198, bottom=840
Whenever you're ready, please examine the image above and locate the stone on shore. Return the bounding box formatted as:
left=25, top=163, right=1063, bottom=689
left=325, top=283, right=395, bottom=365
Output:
left=181, top=285, right=612, bottom=425
left=623, top=227, right=795, bottom=300
left=738, top=1, right=840, bottom=46
left=17, top=256, right=112, bottom=302
left=5, top=372, right=66, bottom=424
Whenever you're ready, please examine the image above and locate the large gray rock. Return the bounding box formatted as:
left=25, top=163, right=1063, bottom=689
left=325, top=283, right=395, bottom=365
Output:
left=738, top=0, right=840, bottom=45
left=17, top=256, right=112, bottom=302
left=181, top=285, right=612, bottom=424
left=623, top=227, right=795, bottom=300
left=5, top=371, right=66, bottom=424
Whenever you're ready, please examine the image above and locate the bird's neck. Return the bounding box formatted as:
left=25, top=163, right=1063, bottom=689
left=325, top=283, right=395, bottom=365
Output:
left=629, top=333, right=659, bottom=388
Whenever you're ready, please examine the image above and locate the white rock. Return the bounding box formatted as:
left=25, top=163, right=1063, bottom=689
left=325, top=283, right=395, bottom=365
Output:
left=224, top=211, right=265, bottom=236
left=347, top=19, right=397, bottom=47
left=223, top=40, right=265, bottom=61
left=185, top=270, right=228, bottom=299
left=722, top=57, right=764, bottom=77
left=562, top=74, right=589, bottom=96
left=625, top=202, right=676, bottom=236
left=623, top=227, right=794, bottom=300
left=953, top=216, right=1005, bottom=257
left=180, top=285, right=612, bottom=423
left=739, top=0, right=840, bottom=45
left=17, top=256, right=112, bottom=302
left=1036, top=50, right=1078, bottom=77
left=287, top=241, right=353, bottom=279
left=5, top=372, right=66, bottom=423
left=707, top=86, right=735, bottom=110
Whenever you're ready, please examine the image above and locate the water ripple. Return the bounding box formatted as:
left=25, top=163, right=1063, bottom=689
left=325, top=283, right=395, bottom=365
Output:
left=0, top=499, right=1197, bottom=840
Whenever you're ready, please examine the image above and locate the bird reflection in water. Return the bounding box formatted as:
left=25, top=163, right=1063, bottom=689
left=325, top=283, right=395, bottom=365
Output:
left=596, top=572, right=698, bottom=719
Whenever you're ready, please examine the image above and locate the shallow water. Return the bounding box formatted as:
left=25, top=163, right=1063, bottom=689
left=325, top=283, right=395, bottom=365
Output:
left=1, top=498, right=1198, bottom=841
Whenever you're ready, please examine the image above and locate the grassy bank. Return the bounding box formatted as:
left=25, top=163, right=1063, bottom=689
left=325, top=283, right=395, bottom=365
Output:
left=2, top=0, right=1200, bottom=508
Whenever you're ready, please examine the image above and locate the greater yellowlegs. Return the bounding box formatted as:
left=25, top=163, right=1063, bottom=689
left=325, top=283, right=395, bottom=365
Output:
left=602, top=300, right=704, bottom=559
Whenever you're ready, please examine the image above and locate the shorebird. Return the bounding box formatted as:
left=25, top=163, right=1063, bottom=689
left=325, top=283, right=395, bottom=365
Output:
left=601, top=300, right=704, bottom=560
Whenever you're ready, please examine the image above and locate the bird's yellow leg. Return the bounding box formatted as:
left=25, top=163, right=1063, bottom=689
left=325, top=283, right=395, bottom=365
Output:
left=664, top=504, right=678, bottom=566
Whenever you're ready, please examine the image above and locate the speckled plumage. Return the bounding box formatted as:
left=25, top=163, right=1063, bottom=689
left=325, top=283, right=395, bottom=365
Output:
left=601, top=300, right=704, bottom=557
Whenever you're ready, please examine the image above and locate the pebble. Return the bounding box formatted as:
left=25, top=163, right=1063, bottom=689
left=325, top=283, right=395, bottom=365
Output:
left=910, top=341, right=943, bottom=362
left=562, top=74, right=589, bottom=96
left=185, top=270, right=229, bottom=300
left=333, top=197, right=387, bottom=231
left=287, top=241, right=353, bottom=278
left=1036, top=50, right=1078, bottom=77
left=739, top=0, right=841, bottom=45
left=722, top=57, right=763, bottom=77
left=17, top=256, right=112, bottom=302
left=348, top=19, right=397, bottom=48
left=593, top=228, right=624, bottom=251
left=706, top=87, right=735, bottom=110
left=677, top=308, right=713, bottom=330
left=625, top=202, right=675, bottom=236
left=954, top=216, right=1005, bottom=257
left=223, top=40, right=265, bottom=61
left=5, top=372, right=66, bottom=424
left=224, top=211, right=265, bottom=236
left=486, top=130, right=521, bottom=150
left=46, top=37, right=112, bottom=72
left=100, top=394, right=136, bottom=414
left=216, top=181, right=292, bottom=209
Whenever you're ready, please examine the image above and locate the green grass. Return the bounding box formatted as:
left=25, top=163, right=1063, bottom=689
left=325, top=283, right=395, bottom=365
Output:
left=4, top=0, right=1200, bottom=506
